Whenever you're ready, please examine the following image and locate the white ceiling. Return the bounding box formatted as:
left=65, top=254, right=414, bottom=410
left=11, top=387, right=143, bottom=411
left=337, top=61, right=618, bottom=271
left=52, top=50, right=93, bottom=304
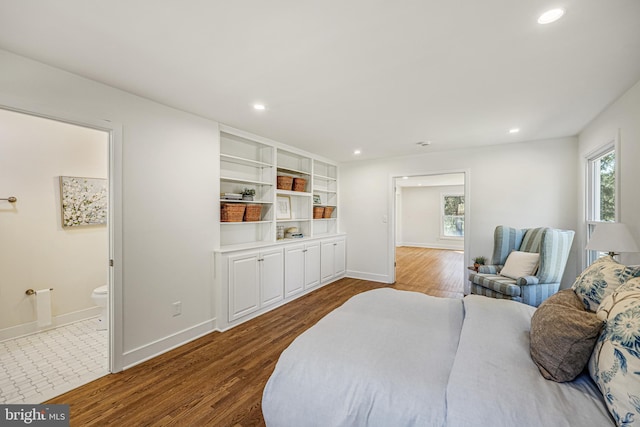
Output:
left=1, top=1, right=639, bottom=163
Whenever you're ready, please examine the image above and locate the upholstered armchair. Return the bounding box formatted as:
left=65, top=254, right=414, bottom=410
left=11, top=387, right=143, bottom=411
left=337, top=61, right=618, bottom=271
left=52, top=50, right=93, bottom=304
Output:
left=469, top=226, right=575, bottom=307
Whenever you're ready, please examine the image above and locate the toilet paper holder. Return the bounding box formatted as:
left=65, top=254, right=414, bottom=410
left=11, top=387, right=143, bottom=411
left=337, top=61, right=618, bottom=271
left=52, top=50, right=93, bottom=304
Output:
left=25, top=288, right=54, bottom=296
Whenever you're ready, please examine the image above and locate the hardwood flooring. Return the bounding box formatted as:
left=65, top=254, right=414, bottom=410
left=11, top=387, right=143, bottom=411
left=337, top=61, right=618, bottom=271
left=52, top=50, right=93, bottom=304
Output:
left=47, top=248, right=463, bottom=426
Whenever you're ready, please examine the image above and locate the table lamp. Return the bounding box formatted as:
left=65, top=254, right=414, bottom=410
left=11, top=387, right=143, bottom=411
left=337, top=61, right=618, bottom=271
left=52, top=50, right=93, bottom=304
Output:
left=585, top=223, right=639, bottom=258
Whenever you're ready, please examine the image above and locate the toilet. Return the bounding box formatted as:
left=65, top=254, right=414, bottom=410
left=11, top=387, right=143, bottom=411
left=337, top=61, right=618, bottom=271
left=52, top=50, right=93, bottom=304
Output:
left=91, top=285, right=108, bottom=330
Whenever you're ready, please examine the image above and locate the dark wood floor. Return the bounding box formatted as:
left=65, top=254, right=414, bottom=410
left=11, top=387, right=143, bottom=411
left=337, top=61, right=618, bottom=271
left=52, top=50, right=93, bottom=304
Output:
left=47, top=248, right=463, bottom=426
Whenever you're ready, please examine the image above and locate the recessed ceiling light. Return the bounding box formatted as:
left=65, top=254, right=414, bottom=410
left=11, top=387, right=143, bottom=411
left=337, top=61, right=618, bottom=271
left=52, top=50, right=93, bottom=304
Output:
left=538, top=8, right=565, bottom=24
left=253, top=104, right=266, bottom=110
left=353, top=149, right=361, bottom=155
left=402, top=176, right=409, bottom=180
left=509, top=128, right=520, bottom=134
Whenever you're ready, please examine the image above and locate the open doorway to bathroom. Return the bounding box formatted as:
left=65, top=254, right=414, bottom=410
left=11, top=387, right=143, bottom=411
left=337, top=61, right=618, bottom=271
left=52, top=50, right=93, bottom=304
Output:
left=392, top=173, right=466, bottom=297
left=0, top=108, right=110, bottom=404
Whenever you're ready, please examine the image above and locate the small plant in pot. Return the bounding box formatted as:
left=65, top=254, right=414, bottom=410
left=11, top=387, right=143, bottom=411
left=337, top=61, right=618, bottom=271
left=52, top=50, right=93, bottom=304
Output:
left=242, top=188, right=256, bottom=201
left=473, top=256, right=486, bottom=272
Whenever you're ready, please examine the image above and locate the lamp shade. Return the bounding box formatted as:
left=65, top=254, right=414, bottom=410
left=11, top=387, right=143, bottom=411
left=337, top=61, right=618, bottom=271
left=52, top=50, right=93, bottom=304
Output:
left=585, top=223, right=640, bottom=255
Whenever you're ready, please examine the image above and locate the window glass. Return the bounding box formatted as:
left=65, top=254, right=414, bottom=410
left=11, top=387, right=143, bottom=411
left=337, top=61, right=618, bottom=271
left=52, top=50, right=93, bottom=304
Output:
left=443, top=195, right=464, bottom=237
left=586, top=145, right=616, bottom=264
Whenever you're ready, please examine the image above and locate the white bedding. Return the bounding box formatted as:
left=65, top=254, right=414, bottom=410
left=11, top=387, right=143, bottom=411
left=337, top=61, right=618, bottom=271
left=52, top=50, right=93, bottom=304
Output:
left=262, top=288, right=464, bottom=427
left=262, top=289, right=615, bottom=427
left=446, top=295, right=612, bottom=427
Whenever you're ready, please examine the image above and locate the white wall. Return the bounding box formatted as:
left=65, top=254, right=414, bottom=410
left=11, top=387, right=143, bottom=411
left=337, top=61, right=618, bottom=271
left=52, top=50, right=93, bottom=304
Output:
left=0, top=49, right=219, bottom=368
left=397, top=185, right=464, bottom=250
left=340, top=138, right=579, bottom=286
left=578, top=79, right=640, bottom=267
left=0, top=109, right=108, bottom=339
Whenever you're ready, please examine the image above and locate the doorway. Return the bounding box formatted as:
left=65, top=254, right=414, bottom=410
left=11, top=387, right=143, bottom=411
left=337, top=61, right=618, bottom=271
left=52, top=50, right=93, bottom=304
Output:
left=0, top=108, right=112, bottom=403
left=391, top=172, right=467, bottom=295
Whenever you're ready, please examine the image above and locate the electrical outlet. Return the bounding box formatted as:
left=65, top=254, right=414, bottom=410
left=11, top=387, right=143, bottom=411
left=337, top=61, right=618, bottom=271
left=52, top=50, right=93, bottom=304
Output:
left=172, top=301, right=182, bottom=317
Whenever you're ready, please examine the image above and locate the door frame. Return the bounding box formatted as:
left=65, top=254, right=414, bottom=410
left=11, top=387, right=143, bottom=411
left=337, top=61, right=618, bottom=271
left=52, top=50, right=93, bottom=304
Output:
left=0, top=101, right=124, bottom=372
left=387, top=169, right=470, bottom=287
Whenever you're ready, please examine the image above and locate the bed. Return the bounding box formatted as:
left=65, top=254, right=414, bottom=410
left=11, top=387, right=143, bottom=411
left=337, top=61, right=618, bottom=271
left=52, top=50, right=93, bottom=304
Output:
left=262, top=288, right=614, bottom=427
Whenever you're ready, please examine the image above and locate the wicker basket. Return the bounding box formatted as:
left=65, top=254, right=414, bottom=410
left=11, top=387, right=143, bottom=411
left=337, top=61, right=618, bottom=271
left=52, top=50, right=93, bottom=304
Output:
left=323, top=206, right=334, bottom=218
left=293, top=177, right=307, bottom=192
left=313, top=206, right=325, bottom=219
left=221, top=204, right=245, bottom=222
left=277, top=176, right=293, bottom=191
left=243, top=204, right=263, bottom=222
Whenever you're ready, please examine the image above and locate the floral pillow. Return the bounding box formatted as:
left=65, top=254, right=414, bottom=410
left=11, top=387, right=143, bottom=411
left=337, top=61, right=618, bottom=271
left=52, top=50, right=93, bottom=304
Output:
left=589, top=290, right=640, bottom=426
left=618, top=277, right=640, bottom=293
left=572, top=256, right=640, bottom=312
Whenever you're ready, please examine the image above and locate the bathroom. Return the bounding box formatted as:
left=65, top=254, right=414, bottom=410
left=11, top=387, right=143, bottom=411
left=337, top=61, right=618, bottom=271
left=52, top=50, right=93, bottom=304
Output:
left=0, top=108, right=110, bottom=403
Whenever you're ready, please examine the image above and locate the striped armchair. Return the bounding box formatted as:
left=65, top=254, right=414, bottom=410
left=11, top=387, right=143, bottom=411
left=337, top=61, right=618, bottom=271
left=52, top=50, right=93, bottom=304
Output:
left=469, top=226, right=575, bottom=307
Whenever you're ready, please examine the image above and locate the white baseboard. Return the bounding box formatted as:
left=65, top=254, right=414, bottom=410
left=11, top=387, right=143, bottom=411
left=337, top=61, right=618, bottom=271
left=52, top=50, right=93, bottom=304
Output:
left=121, top=318, right=217, bottom=370
left=0, top=306, right=101, bottom=342
left=397, top=242, right=464, bottom=251
left=346, top=270, right=392, bottom=284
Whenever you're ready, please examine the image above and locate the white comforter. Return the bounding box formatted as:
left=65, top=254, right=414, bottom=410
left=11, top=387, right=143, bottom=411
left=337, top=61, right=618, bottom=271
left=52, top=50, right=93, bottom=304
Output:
left=263, top=288, right=463, bottom=426
left=262, top=289, right=614, bottom=427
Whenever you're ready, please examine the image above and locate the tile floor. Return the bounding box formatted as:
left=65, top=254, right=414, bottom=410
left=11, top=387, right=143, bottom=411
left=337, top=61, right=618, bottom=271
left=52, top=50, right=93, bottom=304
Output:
left=0, top=317, right=108, bottom=404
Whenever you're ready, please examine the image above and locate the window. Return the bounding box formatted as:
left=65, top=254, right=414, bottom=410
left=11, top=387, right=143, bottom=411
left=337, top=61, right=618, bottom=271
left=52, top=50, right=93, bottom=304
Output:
left=442, top=194, right=464, bottom=238
left=586, top=142, right=618, bottom=264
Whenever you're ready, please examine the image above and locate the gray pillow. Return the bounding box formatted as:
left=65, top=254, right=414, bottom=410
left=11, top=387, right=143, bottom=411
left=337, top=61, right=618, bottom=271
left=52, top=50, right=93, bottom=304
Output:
left=529, top=289, right=603, bottom=382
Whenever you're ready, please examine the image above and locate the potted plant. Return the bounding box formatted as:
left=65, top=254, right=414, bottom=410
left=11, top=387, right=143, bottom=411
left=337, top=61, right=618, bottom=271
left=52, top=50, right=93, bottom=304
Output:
left=473, top=256, right=486, bottom=272
left=241, top=188, right=256, bottom=201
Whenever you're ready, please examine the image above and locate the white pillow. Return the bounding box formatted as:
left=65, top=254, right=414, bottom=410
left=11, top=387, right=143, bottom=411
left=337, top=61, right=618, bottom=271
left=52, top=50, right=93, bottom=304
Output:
left=499, top=251, right=540, bottom=279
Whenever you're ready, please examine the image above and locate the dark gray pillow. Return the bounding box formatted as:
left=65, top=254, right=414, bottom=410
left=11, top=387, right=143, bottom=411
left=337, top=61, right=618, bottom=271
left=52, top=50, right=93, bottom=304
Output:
left=529, top=289, right=603, bottom=382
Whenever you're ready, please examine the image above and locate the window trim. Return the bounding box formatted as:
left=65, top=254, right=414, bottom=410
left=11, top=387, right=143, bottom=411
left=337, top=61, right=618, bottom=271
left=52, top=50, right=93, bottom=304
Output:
left=584, top=136, right=620, bottom=265
left=440, top=192, right=464, bottom=240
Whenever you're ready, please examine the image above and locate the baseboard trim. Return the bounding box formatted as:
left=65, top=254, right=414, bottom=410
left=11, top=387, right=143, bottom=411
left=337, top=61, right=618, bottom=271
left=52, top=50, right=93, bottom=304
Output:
left=397, top=242, right=464, bottom=251
left=122, top=318, right=216, bottom=370
left=346, top=270, right=392, bottom=284
left=0, top=306, right=102, bottom=342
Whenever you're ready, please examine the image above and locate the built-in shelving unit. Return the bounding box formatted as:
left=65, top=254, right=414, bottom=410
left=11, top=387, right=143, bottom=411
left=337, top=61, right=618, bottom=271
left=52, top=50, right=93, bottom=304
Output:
left=219, top=130, right=275, bottom=248
left=276, top=148, right=312, bottom=238
left=218, top=126, right=339, bottom=250
left=312, top=159, right=338, bottom=236
left=216, top=126, right=345, bottom=332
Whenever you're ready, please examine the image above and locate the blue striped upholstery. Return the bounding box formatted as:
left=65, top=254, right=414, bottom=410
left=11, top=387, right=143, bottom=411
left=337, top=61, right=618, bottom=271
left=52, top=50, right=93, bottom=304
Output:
left=471, top=226, right=575, bottom=307
left=491, top=226, right=525, bottom=265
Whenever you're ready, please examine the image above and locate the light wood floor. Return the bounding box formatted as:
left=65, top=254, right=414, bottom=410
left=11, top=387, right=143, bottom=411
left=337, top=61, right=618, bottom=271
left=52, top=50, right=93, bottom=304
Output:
left=47, top=248, right=463, bottom=426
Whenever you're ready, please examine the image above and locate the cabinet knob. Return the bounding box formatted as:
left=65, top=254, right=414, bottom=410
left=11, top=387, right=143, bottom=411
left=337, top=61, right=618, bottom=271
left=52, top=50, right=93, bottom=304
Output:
left=303, top=249, right=307, bottom=253
left=258, top=258, right=264, bottom=262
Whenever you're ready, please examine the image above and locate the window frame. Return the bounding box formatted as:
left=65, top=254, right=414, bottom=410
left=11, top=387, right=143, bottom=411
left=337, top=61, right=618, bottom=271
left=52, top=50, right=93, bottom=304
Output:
left=440, top=192, right=464, bottom=240
left=585, top=138, right=620, bottom=265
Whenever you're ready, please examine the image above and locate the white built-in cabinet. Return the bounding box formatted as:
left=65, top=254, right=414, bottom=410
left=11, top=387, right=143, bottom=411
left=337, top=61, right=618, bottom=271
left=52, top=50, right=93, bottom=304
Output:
left=321, top=237, right=346, bottom=282
left=284, top=241, right=321, bottom=297
left=228, top=247, right=284, bottom=321
left=216, top=125, right=345, bottom=331
left=218, top=235, right=345, bottom=329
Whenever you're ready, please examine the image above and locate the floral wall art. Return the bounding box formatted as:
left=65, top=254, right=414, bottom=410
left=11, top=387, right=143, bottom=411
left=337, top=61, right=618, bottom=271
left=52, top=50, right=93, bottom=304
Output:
left=60, top=176, right=108, bottom=227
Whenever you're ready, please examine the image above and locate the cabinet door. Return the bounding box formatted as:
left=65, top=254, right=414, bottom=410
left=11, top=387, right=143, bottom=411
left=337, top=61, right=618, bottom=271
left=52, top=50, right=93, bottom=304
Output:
left=321, top=240, right=336, bottom=282
left=228, top=252, right=260, bottom=321
left=304, top=242, right=321, bottom=289
left=260, top=248, right=284, bottom=307
left=285, top=244, right=305, bottom=297
left=334, top=238, right=346, bottom=277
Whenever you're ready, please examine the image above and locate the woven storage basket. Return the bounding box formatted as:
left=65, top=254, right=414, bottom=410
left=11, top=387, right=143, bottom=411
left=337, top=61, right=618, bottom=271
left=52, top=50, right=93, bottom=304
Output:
left=277, top=176, right=293, bottom=190
left=221, top=204, right=245, bottom=222
left=313, top=206, right=325, bottom=219
left=243, top=204, right=263, bottom=222
left=323, top=206, right=334, bottom=218
left=293, top=177, right=307, bottom=192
